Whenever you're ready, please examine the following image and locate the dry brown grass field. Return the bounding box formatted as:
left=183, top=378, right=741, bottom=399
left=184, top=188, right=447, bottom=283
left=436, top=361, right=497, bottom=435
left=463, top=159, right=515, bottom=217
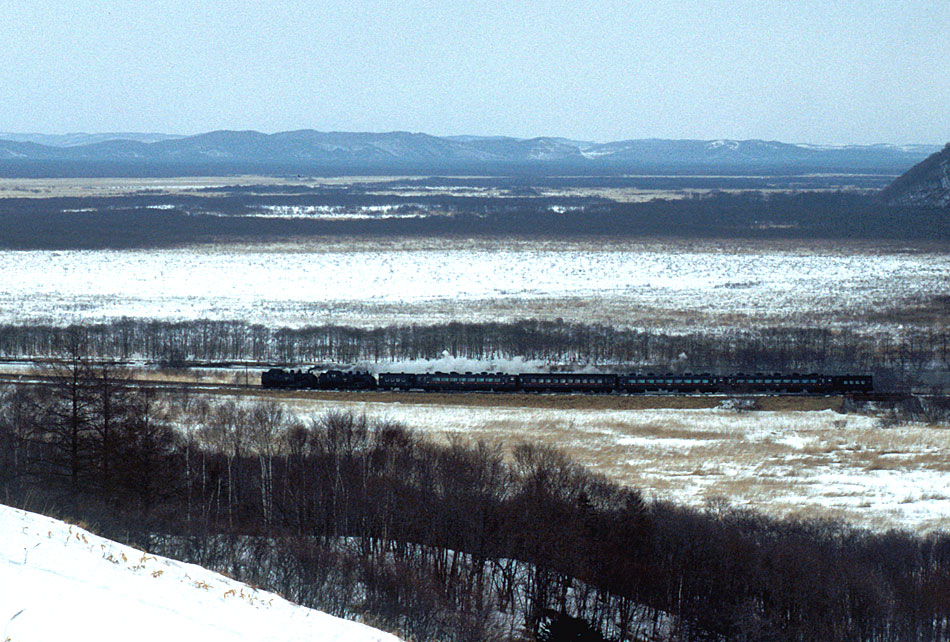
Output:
left=0, top=175, right=409, bottom=198
left=0, top=173, right=886, bottom=200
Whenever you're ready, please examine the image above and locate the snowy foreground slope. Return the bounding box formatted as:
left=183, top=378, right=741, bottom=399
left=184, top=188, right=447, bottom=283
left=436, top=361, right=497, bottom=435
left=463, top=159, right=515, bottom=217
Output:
left=0, top=504, right=401, bottom=642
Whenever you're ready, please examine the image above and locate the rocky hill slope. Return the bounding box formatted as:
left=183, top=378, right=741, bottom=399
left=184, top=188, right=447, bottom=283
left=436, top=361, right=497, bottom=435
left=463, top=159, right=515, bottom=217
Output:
left=882, top=143, right=950, bottom=207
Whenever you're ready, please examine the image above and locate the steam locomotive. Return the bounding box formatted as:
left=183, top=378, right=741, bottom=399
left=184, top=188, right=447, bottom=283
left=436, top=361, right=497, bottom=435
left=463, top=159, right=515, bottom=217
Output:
left=261, top=368, right=873, bottom=394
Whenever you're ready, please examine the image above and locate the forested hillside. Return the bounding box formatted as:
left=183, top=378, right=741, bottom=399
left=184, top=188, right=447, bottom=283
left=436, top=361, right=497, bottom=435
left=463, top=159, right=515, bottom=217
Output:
left=882, top=143, right=950, bottom=208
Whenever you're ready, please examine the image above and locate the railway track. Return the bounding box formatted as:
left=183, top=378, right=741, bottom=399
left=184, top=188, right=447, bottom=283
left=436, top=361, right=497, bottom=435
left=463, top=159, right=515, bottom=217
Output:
left=0, top=371, right=908, bottom=400
left=0, top=372, right=253, bottom=395
left=0, top=371, right=915, bottom=413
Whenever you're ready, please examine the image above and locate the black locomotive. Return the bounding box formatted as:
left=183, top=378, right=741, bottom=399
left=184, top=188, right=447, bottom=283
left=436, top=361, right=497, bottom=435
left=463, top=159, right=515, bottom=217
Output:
left=262, top=368, right=376, bottom=390
left=262, top=368, right=872, bottom=395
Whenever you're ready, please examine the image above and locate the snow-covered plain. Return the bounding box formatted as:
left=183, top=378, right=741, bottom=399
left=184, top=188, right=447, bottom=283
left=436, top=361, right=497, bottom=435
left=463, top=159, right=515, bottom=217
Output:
left=273, top=396, right=950, bottom=532
left=0, top=504, right=401, bottom=642
left=1, top=238, right=946, bottom=332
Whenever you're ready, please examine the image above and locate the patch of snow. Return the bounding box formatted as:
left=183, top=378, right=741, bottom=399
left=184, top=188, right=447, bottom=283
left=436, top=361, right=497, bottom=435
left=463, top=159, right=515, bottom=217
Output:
left=706, top=140, right=740, bottom=151
left=616, top=436, right=718, bottom=449
left=245, top=204, right=439, bottom=220
left=777, top=434, right=809, bottom=450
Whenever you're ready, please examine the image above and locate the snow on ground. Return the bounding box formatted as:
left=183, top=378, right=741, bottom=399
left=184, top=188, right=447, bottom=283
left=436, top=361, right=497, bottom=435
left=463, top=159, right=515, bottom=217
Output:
left=274, top=397, right=950, bottom=532
left=0, top=504, right=401, bottom=642
left=249, top=204, right=441, bottom=220
left=0, top=238, right=945, bottom=331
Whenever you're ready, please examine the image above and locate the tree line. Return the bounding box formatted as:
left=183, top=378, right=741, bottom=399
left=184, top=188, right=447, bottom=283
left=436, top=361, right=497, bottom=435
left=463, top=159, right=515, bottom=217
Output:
left=1, top=343, right=949, bottom=641
left=1, top=319, right=946, bottom=392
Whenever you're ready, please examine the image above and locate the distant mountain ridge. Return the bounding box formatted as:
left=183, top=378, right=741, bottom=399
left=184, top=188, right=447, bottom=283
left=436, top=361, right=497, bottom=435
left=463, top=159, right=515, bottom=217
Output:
left=0, top=129, right=941, bottom=175
left=882, top=144, right=950, bottom=208
left=0, top=132, right=184, bottom=147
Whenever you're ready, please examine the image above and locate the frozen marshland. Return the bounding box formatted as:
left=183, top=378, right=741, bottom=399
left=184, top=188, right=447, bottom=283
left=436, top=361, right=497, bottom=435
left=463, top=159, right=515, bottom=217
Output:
left=2, top=237, right=947, bottom=333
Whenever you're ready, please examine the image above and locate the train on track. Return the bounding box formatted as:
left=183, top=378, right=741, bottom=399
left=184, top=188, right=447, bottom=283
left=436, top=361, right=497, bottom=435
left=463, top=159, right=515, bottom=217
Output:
left=261, top=368, right=873, bottom=395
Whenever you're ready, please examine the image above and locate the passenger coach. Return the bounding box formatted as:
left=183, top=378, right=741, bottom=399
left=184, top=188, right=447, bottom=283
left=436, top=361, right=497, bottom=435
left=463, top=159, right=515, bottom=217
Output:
left=517, top=373, right=617, bottom=393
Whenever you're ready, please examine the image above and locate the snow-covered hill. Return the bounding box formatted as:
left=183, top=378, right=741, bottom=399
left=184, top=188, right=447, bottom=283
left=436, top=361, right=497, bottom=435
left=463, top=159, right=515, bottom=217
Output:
left=0, top=504, right=401, bottom=642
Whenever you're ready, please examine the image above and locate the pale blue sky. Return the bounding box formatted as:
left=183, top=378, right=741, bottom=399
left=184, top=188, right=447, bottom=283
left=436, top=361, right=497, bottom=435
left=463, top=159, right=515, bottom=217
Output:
left=1, top=0, right=947, bottom=144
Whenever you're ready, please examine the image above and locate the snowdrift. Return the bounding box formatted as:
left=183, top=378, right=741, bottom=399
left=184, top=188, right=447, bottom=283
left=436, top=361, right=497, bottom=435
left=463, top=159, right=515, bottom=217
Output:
left=0, top=504, right=401, bottom=642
